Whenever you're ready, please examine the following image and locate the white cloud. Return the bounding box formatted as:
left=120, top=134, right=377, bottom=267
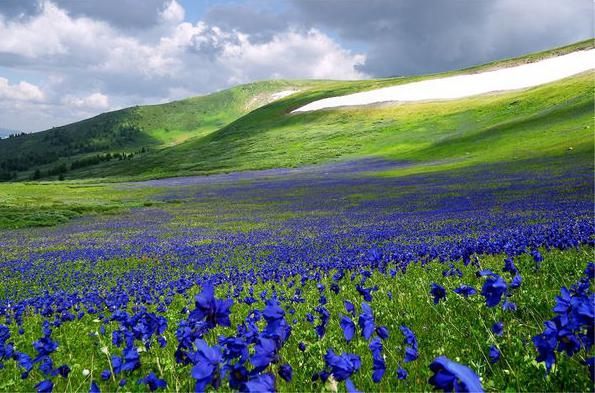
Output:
left=0, top=77, right=45, bottom=101
left=159, top=0, right=185, bottom=24
left=62, top=92, right=109, bottom=109
left=0, top=1, right=368, bottom=131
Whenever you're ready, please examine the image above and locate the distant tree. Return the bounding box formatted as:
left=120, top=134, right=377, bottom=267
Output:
left=58, top=174, right=64, bottom=181
left=32, top=169, right=41, bottom=180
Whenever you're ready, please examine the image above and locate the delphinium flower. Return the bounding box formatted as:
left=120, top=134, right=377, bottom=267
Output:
left=453, top=285, right=477, bottom=298
left=479, top=272, right=507, bottom=308
left=358, top=302, right=375, bottom=340
left=400, top=325, right=419, bottom=363
left=428, top=356, right=484, bottom=392
left=278, top=364, right=293, bottom=382
left=137, top=372, right=167, bottom=391
left=376, top=326, right=389, bottom=340
left=430, top=283, right=446, bottom=304
left=491, top=322, right=503, bottom=337
left=190, top=284, right=233, bottom=329
left=0, top=324, right=14, bottom=370
left=396, top=364, right=408, bottom=380
left=369, top=337, right=386, bottom=383
left=35, top=380, right=53, bottom=393
left=340, top=315, right=356, bottom=342
left=244, top=373, right=275, bottom=393
left=89, top=381, right=100, bottom=393
left=489, top=345, right=501, bottom=364
left=190, top=339, right=223, bottom=391
left=314, top=306, right=330, bottom=339
left=532, top=263, right=594, bottom=376
left=322, top=349, right=362, bottom=391
left=344, top=301, right=356, bottom=317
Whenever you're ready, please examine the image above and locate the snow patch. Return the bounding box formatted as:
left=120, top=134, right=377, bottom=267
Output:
left=272, top=89, right=299, bottom=100
left=292, top=49, right=595, bottom=112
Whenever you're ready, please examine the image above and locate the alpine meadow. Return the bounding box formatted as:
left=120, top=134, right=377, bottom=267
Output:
left=0, top=2, right=593, bottom=393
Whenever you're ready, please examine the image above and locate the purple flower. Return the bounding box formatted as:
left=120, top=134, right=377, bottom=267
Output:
left=428, top=356, right=483, bottom=392
left=430, top=283, right=446, bottom=304
left=344, top=301, right=356, bottom=317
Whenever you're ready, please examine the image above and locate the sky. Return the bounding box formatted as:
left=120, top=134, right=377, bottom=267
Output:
left=0, top=0, right=591, bottom=133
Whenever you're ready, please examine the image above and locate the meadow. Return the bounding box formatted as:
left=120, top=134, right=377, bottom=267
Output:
left=0, top=159, right=593, bottom=392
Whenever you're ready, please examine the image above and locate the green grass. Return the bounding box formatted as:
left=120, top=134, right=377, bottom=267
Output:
left=0, top=182, right=158, bottom=229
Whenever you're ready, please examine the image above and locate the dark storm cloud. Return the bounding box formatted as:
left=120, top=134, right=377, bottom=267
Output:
left=292, top=0, right=593, bottom=76
left=0, top=0, right=171, bottom=28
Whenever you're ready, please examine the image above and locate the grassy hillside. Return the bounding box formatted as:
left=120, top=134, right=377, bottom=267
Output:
left=0, top=80, right=315, bottom=180
left=0, top=40, right=592, bottom=182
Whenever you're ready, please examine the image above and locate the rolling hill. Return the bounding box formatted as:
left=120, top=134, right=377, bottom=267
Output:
left=0, top=40, right=592, bottom=182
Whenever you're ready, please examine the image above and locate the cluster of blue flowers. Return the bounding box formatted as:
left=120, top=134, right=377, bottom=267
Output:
left=532, top=262, right=594, bottom=376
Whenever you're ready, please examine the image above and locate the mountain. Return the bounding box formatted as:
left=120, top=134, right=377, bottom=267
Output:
left=0, top=40, right=592, bottom=182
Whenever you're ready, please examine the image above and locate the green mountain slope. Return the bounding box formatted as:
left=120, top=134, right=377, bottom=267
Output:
left=1, top=40, right=592, bottom=182
left=0, top=80, right=315, bottom=180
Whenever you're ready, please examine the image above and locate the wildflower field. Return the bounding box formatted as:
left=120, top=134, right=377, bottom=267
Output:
left=0, top=158, right=593, bottom=392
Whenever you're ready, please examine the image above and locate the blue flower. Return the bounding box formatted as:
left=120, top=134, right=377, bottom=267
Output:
left=428, top=356, right=483, bottom=392
left=345, top=378, right=361, bottom=393
left=89, top=381, right=100, bottom=393
left=453, top=285, right=477, bottom=298
left=430, top=283, right=446, bottom=304
left=489, top=345, right=501, bottom=364
left=35, top=380, right=53, bottom=393
left=112, top=346, right=140, bottom=373
left=138, top=372, right=167, bottom=391
left=400, top=325, right=419, bottom=363
left=369, top=337, right=386, bottom=383
left=532, top=320, right=558, bottom=374
left=480, top=275, right=507, bottom=308
left=298, top=342, right=306, bottom=352
left=278, top=364, right=293, bottom=382
left=190, top=285, right=233, bottom=329
left=245, top=373, right=275, bottom=393
left=358, top=302, right=375, bottom=340
left=397, top=365, right=408, bottom=380
left=340, top=315, right=356, bottom=342
left=190, top=339, right=222, bottom=391
left=376, top=326, right=389, bottom=340
left=324, top=349, right=361, bottom=381
left=344, top=301, right=355, bottom=317
left=491, top=322, right=503, bottom=337
left=250, top=337, right=278, bottom=369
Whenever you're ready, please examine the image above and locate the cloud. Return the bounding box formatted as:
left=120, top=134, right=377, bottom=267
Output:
left=0, top=77, right=45, bottom=101
left=0, top=0, right=590, bottom=132
left=62, top=92, right=109, bottom=110
left=0, top=1, right=368, bottom=131
left=292, top=0, right=592, bottom=76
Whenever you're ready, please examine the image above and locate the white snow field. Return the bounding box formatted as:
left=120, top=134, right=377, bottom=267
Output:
left=293, top=49, right=595, bottom=113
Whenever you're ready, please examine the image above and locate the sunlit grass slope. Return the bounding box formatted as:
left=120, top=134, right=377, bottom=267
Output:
left=0, top=39, right=592, bottom=182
